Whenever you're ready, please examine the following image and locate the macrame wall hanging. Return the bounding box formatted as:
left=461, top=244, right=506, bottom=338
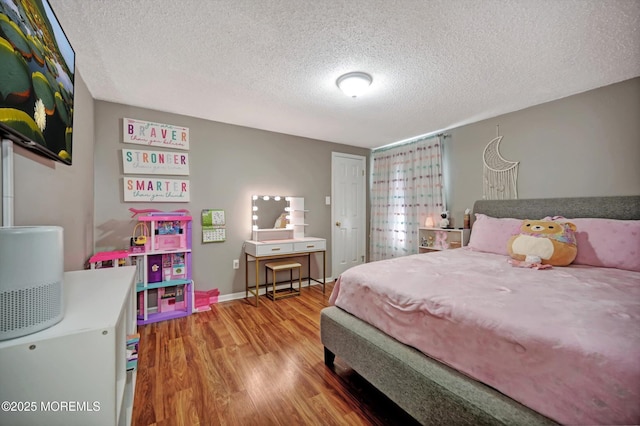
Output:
left=482, top=126, right=519, bottom=199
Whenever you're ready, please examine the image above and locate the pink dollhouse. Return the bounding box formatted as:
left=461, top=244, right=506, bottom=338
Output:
left=131, top=213, right=193, bottom=325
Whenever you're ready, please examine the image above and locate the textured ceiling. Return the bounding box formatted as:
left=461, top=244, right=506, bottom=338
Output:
left=49, top=0, right=640, bottom=149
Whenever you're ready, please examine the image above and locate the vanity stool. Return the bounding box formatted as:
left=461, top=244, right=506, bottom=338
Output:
left=265, top=260, right=302, bottom=301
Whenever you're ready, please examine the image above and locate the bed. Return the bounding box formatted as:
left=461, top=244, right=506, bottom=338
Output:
left=320, top=196, right=640, bottom=425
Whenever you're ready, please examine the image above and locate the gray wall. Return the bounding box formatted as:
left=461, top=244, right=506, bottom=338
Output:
left=1, top=70, right=95, bottom=271
left=444, top=77, right=640, bottom=227
left=4, top=73, right=638, bottom=292
left=93, top=101, right=369, bottom=296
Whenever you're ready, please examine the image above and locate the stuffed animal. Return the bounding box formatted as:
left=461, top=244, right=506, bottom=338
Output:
left=507, top=219, right=577, bottom=267
left=439, top=211, right=450, bottom=228
left=273, top=212, right=288, bottom=228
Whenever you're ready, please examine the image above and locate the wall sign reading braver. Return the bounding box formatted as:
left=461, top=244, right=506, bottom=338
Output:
left=123, top=118, right=189, bottom=150
left=124, top=177, right=190, bottom=202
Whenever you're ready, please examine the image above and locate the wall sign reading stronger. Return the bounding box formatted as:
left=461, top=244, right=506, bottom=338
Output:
left=122, top=149, right=190, bottom=175
left=124, top=177, right=190, bottom=202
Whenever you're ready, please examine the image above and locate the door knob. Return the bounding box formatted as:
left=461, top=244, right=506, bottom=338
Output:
left=335, top=221, right=341, bottom=227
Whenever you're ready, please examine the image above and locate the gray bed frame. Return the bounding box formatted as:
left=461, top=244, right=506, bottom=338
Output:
left=321, top=195, right=640, bottom=425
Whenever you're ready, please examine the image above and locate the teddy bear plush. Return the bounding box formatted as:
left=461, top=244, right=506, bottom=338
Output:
left=507, top=219, right=577, bottom=267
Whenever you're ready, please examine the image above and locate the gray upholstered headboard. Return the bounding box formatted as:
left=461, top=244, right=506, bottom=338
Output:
left=473, top=195, right=640, bottom=220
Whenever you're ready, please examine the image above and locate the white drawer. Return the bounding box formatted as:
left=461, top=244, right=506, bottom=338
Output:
left=294, top=240, right=326, bottom=252
left=254, top=242, right=294, bottom=256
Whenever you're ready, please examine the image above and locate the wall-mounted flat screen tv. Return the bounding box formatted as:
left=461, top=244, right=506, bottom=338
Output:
left=0, top=0, right=75, bottom=165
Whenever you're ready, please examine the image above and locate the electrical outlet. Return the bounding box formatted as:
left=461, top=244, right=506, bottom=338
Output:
left=233, top=259, right=239, bottom=269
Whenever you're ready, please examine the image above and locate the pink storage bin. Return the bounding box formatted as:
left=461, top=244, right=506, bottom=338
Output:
left=154, top=233, right=186, bottom=250
left=160, top=296, right=175, bottom=312
left=194, top=289, right=220, bottom=312
left=130, top=246, right=145, bottom=254
left=159, top=286, right=187, bottom=312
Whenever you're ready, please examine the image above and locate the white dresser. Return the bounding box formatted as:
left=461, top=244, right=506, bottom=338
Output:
left=0, top=267, right=137, bottom=426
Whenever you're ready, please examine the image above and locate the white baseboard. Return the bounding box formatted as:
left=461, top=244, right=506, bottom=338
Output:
left=216, top=276, right=334, bottom=304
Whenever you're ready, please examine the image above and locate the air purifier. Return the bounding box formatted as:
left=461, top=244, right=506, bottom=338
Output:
left=0, top=226, right=64, bottom=340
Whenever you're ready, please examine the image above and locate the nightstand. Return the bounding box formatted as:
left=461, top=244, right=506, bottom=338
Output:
left=418, top=227, right=470, bottom=253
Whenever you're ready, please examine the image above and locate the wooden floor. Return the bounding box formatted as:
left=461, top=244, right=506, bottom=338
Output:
left=132, top=282, right=421, bottom=426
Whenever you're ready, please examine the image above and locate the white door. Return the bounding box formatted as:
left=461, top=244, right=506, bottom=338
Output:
left=332, top=152, right=366, bottom=279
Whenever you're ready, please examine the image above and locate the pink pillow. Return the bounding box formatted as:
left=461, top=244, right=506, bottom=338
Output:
left=468, top=214, right=522, bottom=256
left=547, top=218, right=640, bottom=272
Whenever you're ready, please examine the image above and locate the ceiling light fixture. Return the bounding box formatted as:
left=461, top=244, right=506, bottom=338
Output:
left=336, top=72, right=372, bottom=98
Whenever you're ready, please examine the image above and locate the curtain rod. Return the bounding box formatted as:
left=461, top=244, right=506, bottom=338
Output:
left=373, top=132, right=451, bottom=153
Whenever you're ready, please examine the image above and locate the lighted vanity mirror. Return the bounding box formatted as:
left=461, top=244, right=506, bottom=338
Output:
left=252, top=195, right=291, bottom=231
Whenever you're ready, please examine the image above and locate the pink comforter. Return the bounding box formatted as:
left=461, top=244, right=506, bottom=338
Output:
left=329, top=248, right=640, bottom=425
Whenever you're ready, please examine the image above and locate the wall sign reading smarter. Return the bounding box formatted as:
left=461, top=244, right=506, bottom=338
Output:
left=123, top=177, right=190, bottom=202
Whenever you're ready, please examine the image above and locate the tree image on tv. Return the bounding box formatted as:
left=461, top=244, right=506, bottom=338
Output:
left=0, top=0, right=74, bottom=164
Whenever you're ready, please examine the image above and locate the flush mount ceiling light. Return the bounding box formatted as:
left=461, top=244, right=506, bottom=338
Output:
left=336, top=72, right=372, bottom=98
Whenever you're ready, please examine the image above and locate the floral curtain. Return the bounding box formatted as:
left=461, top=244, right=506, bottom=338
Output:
left=370, top=136, right=445, bottom=261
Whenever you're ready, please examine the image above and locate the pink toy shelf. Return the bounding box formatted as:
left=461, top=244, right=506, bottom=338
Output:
left=130, top=213, right=193, bottom=325
left=89, top=250, right=130, bottom=269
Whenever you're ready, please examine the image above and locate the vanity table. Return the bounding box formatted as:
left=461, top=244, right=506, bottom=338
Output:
left=244, top=237, right=326, bottom=306
left=244, top=195, right=326, bottom=307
